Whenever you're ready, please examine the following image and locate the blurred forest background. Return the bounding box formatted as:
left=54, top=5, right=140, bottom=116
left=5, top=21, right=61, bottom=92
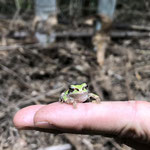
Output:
left=0, top=0, right=150, bottom=150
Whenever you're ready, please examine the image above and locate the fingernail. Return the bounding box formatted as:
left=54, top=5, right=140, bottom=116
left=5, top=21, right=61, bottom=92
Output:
left=35, top=121, right=52, bottom=128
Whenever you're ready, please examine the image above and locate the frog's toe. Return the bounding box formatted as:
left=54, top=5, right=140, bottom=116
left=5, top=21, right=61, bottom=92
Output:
left=92, top=100, right=97, bottom=103
left=73, top=101, right=77, bottom=108
left=59, top=98, right=63, bottom=103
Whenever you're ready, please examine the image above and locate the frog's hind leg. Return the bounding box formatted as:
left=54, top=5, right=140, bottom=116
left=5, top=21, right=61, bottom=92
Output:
left=89, top=93, right=101, bottom=103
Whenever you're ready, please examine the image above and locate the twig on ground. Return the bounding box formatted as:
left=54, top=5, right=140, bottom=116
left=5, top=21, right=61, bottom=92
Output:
left=0, top=64, right=29, bottom=89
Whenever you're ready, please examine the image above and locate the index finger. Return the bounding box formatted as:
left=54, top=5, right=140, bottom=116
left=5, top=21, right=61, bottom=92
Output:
left=14, top=101, right=143, bottom=135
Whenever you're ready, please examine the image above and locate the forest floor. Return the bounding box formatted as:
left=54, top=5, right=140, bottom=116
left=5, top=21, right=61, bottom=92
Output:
left=0, top=2, right=150, bottom=150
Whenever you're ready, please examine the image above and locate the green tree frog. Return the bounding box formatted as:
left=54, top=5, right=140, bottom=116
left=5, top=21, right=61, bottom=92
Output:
left=59, top=83, right=101, bottom=108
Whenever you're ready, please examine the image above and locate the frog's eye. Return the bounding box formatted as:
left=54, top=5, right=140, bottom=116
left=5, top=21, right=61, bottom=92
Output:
left=68, top=87, right=74, bottom=93
left=83, top=85, right=88, bottom=90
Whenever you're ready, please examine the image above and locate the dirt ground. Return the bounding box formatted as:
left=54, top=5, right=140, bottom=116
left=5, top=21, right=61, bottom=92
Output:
left=0, top=1, right=150, bottom=150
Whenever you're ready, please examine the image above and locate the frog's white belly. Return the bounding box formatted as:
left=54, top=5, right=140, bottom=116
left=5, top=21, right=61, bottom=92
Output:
left=69, top=92, right=88, bottom=102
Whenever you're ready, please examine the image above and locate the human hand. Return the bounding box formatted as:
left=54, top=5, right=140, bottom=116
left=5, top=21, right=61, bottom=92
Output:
left=13, top=101, right=150, bottom=150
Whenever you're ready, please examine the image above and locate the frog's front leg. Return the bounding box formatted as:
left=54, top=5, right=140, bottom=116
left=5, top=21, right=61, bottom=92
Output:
left=60, top=94, right=77, bottom=108
left=88, top=93, right=101, bottom=103
left=67, top=96, right=77, bottom=108
left=59, top=92, right=65, bottom=102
